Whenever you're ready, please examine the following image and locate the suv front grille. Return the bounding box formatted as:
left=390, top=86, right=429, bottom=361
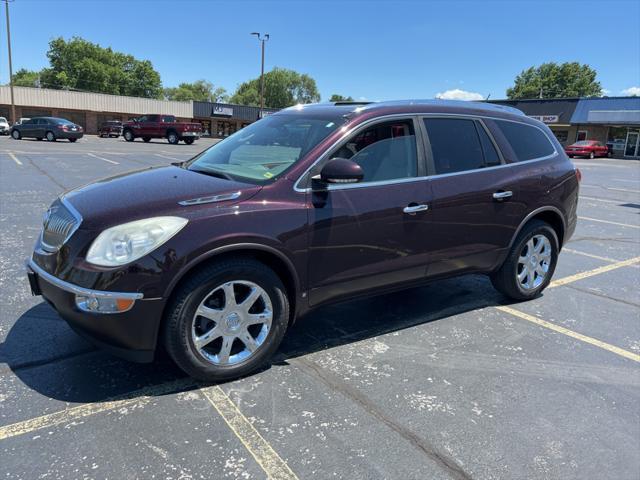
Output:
left=41, top=199, right=81, bottom=252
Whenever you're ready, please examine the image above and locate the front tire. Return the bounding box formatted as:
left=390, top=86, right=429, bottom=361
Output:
left=589, top=151, right=595, bottom=159
left=69, top=138, right=77, bottom=143
left=163, top=258, right=290, bottom=381
left=143, top=137, right=151, bottom=143
left=490, top=220, right=558, bottom=301
left=184, top=137, right=195, bottom=145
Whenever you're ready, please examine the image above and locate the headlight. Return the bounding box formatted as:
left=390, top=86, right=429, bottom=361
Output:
left=86, top=216, right=188, bottom=267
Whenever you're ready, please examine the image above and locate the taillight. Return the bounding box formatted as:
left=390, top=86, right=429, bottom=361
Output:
left=576, top=168, right=582, bottom=183
left=60, top=125, right=69, bottom=131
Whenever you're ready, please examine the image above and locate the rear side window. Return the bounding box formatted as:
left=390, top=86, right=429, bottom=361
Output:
left=495, top=120, right=555, bottom=161
left=162, top=115, right=176, bottom=123
left=423, top=118, right=489, bottom=174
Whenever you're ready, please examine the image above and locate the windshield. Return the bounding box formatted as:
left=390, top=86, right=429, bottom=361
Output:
left=187, top=113, right=346, bottom=184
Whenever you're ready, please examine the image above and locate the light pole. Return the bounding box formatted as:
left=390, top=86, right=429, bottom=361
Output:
left=4, top=0, right=15, bottom=124
left=251, top=32, right=269, bottom=118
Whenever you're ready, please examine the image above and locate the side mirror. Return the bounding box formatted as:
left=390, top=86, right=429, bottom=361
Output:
left=316, top=158, right=364, bottom=186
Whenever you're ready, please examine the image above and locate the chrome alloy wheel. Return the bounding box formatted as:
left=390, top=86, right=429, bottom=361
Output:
left=191, top=281, right=273, bottom=366
left=517, top=234, right=552, bottom=290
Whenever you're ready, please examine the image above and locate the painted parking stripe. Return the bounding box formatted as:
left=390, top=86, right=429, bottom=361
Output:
left=0, top=378, right=195, bottom=441
left=7, top=152, right=22, bottom=166
left=87, top=152, right=119, bottom=165
left=578, top=196, right=622, bottom=205
left=201, top=386, right=299, bottom=480
left=578, top=216, right=640, bottom=229
left=562, top=248, right=640, bottom=267
left=549, top=256, right=640, bottom=288
left=154, top=153, right=183, bottom=161
left=497, top=306, right=640, bottom=363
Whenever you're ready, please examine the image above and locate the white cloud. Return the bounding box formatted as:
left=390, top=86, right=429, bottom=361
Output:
left=435, top=89, right=484, bottom=101
left=602, top=88, right=611, bottom=95
left=621, top=86, right=640, bottom=96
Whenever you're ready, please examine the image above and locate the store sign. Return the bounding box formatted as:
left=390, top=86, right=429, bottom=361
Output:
left=528, top=114, right=559, bottom=123
left=259, top=110, right=273, bottom=119
left=211, top=106, right=233, bottom=117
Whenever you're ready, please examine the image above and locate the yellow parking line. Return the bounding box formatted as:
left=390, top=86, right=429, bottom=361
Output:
left=7, top=152, right=22, bottom=166
left=0, top=378, right=195, bottom=441
left=549, top=256, right=640, bottom=288
left=579, top=216, right=640, bottom=229
left=497, top=306, right=640, bottom=363
left=562, top=248, right=640, bottom=267
left=201, top=386, right=299, bottom=480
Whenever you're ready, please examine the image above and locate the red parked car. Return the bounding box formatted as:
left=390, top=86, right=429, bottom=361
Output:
left=565, top=140, right=609, bottom=159
left=122, top=114, right=202, bottom=144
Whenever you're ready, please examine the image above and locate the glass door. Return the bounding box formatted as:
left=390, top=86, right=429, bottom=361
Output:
left=624, top=130, right=640, bottom=158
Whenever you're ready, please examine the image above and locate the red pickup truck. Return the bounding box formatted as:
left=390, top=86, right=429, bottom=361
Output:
left=122, top=114, right=202, bottom=144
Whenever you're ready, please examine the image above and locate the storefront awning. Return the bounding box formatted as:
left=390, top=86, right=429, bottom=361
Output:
left=571, top=97, right=640, bottom=125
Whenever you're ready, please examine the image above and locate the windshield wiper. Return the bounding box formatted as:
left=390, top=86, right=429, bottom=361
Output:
left=189, top=168, right=234, bottom=181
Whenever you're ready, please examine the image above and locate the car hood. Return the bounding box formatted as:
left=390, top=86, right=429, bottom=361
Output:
left=63, top=165, right=261, bottom=231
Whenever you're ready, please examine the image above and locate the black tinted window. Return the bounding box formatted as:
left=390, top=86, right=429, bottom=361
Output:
left=424, top=118, right=484, bottom=174
left=331, top=120, right=417, bottom=182
left=477, top=123, right=501, bottom=166
left=147, top=115, right=160, bottom=122
left=162, top=115, right=176, bottom=123
left=495, top=120, right=555, bottom=161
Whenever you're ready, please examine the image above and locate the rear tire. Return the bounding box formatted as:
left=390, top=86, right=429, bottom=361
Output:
left=11, top=130, right=21, bottom=140
left=184, top=137, right=195, bottom=145
left=589, top=151, right=595, bottom=159
left=490, top=220, right=558, bottom=301
left=46, top=131, right=56, bottom=142
left=123, top=130, right=135, bottom=142
left=143, top=137, right=151, bottom=143
left=36, top=137, right=43, bottom=141
left=163, top=257, right=290, bottom=381
left=69, top=138, right=77, bottom=143
left=167, top=131, right=179, bottom=144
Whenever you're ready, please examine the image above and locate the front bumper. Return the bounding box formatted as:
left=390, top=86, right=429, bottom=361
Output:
left=27, top=259, right=164, bottom=362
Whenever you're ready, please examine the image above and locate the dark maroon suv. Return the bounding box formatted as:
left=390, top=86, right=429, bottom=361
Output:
left=26, top=100, right=579, bottom=381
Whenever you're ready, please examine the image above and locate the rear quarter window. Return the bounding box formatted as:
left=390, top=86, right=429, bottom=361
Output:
left=495, top=120, right=555, bottom=161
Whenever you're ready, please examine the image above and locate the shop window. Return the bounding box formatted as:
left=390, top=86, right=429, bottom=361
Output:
left=553, top=130, right=568, bottom=143
left=576, top=130, right=588, bottom=141
left=607, top=126, right=628, bottom=154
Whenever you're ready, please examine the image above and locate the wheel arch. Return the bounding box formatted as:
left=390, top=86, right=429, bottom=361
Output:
left=163, top=243, right=301, bottom=323
left=509, top=206, right=566, bottom=250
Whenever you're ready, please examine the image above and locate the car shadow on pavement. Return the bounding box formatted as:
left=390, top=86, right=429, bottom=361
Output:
left=2, top=274, right=508, bottom=404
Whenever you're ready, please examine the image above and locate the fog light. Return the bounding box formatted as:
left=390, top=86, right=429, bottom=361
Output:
left=76, top=295, right=136, bottom=313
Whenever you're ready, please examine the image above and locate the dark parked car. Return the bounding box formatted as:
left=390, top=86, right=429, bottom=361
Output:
left=565, top=140, right=609, bottom=159
left=11, top=117, right=84, bottom=142
left=26, top=100, right=580, bottom=381
left=122, top=114, right=202, bottom=144
left=98, top=120, right=123, bottom=138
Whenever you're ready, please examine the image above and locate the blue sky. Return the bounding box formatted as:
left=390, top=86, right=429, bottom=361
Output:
left=1, top=0, right=639, bottom=100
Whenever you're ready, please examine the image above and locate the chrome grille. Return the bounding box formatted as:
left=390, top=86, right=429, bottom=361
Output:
left=41, top=199, right=81, bottom=252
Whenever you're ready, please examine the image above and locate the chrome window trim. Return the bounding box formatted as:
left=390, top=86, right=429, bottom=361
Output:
left=27, top=258, right=144, bottom=300
left=40, top=196, right=83, bottom=253
left=294, top=112, right=558, bottom=193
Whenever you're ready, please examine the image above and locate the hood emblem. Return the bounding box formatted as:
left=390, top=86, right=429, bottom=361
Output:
left=178, top=191, right=242, bottom=206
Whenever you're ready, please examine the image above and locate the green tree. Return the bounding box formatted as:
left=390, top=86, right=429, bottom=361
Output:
left=37, top=37, right=163, bottom=98
left=11, top=69, right=40, bottom=87
left=329, top=94, right=354, bottom=102
left=507, top=62, right=602, bottom=99
left=164, top=80, right=228, bottom=102
left=230, top=67, right=321, bottom=108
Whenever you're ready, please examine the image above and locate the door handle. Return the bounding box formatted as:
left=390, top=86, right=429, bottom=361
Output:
left=403, top=204, right=429, bottom=214
left=492, top=191, right=513, bottom=201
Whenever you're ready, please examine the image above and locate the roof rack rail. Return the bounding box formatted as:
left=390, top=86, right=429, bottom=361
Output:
left=333, top=101, right=373, bottom=106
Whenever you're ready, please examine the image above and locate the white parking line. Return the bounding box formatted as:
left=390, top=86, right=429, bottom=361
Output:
left=7, top=152, right=22, bottom=166
left=87, top=152, right=119, bottom=165
left=579, top=216, right=640, bottom=229
left=154, top=153, right=183, bottom=161
left=579, top=196, right=621, bottom=204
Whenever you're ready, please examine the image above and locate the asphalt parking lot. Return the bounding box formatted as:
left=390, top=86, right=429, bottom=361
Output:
left=0, top=134, right=638, bottom=480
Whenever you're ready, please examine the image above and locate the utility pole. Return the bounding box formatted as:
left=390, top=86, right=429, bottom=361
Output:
left=251, top=32, right=269, bottom=118
left=4, top=0, right=15, bottom=124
